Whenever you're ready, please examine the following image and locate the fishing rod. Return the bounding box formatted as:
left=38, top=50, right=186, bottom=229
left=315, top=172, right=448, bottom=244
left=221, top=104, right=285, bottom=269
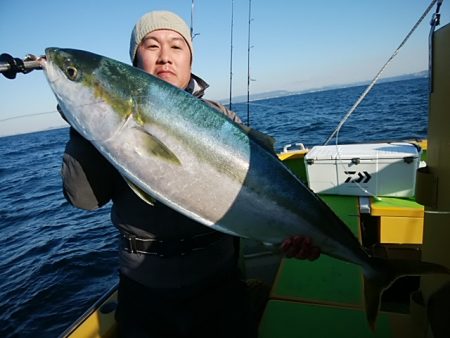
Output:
left=246, top=0, right=253, bottom=127
left=190, top=0, right=200, bottom=40
left=229, top=0, right=234, bottom=111
left=0, top=53, right=42, bottom=79
left=0, top=53, right=58, bottom=124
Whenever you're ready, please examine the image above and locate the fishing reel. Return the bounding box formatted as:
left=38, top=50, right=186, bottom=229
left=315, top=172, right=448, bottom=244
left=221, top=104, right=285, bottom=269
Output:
left=0, top=53, right=42, bottom=79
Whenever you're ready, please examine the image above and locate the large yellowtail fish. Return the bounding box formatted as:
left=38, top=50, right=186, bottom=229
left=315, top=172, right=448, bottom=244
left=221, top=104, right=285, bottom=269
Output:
left=40, top=48, right=449, bottom=330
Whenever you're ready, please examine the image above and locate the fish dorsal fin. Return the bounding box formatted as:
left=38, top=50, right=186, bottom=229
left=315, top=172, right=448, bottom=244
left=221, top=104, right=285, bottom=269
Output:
left=241, top=125, right=276, bottom=154
left=124, top=178, right=156, bottom=206
left=133, top=127, right=181, bottom=165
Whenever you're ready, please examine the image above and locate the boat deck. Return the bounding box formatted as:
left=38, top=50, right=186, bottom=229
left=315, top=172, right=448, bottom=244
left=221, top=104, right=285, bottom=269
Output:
left=255, top=148, right=425, bottom=337
left=257, top=194, right=418, bottom=337
left=63, top=146, right=426, bottom=337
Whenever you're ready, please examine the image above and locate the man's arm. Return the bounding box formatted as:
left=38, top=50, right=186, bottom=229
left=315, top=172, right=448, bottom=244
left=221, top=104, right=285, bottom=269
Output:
left=203, top=99, right=242, bottom=123
left=61, top=127, right=119, bottom=210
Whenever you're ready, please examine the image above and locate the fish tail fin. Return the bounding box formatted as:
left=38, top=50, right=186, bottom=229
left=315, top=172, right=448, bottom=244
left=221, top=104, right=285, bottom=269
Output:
left=363, top=258, right=450, bottom=331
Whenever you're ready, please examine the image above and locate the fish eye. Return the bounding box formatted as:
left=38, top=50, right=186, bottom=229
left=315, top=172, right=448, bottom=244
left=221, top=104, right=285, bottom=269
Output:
left=65, top=66, right=78, bottom=80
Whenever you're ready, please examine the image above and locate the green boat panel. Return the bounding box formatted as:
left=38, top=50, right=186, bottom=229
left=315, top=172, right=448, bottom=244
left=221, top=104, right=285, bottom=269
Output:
left=282, top=157, right=308, bottom=183
left=271, top=253, right=363, bottom=307
left=259, top=300, right=413, bottom=338
left=270, top=195, right=363, bottom=307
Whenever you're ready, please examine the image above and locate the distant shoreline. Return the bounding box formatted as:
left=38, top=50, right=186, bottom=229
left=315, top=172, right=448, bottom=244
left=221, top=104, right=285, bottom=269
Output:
left=222, top=70, right=428, bottom=104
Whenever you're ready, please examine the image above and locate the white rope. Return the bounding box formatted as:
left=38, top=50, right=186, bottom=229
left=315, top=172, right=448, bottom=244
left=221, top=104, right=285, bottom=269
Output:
left=0, top=110, right=59, bottom=122
left=425, top=210, right=450, bottom=215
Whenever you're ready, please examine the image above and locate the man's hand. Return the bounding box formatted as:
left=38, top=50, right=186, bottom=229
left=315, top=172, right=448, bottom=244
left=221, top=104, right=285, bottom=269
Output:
left=280, top=235, right=320, bottom=261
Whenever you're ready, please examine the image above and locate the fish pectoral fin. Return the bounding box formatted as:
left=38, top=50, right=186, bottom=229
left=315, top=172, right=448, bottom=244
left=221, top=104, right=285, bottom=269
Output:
left=133, top=127, right=181, bottom=165
left=124, top=178, right=156, bottom=206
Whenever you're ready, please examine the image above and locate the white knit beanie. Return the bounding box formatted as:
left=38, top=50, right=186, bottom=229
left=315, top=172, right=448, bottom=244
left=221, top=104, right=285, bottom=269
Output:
left=129, top=11, right=193, bottom=64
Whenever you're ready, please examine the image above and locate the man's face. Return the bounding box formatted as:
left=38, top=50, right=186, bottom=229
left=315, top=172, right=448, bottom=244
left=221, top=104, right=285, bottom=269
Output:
left=135, top=29, right=192, bottom=89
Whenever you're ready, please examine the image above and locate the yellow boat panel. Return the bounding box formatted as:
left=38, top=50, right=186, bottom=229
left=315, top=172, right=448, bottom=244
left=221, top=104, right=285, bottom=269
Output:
left=379, top=216, right=423, bottom=244
left=66, top=290, right=117, bottom=338
left=277, top=149, right=308, bottom=161
left=370, top=197, right=424, bottom=218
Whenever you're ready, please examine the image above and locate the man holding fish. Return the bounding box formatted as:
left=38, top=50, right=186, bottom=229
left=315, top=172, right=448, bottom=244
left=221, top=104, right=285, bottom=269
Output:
left=59, top=10, right=319, bottom=338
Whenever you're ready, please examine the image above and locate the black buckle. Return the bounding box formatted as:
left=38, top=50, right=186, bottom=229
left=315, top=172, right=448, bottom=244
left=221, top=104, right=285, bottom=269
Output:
left=124, top=234, right=138, bottom=254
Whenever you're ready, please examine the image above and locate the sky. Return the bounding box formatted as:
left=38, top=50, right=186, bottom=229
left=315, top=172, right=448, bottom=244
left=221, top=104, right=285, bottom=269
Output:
left=0, top=0, right=449, bottom=136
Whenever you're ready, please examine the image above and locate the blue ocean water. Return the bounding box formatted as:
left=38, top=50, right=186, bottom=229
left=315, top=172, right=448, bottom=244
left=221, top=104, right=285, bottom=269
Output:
left=0, top=77, right=428, bottom=337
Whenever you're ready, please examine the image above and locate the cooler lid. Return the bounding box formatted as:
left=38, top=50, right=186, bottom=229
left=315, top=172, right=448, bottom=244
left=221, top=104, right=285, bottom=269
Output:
left=304, top=142, right=420, bottom=161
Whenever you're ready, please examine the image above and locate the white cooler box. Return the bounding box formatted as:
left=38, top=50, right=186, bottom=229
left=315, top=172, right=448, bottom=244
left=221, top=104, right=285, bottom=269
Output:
left=304, top=142, right=421, bottom=197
